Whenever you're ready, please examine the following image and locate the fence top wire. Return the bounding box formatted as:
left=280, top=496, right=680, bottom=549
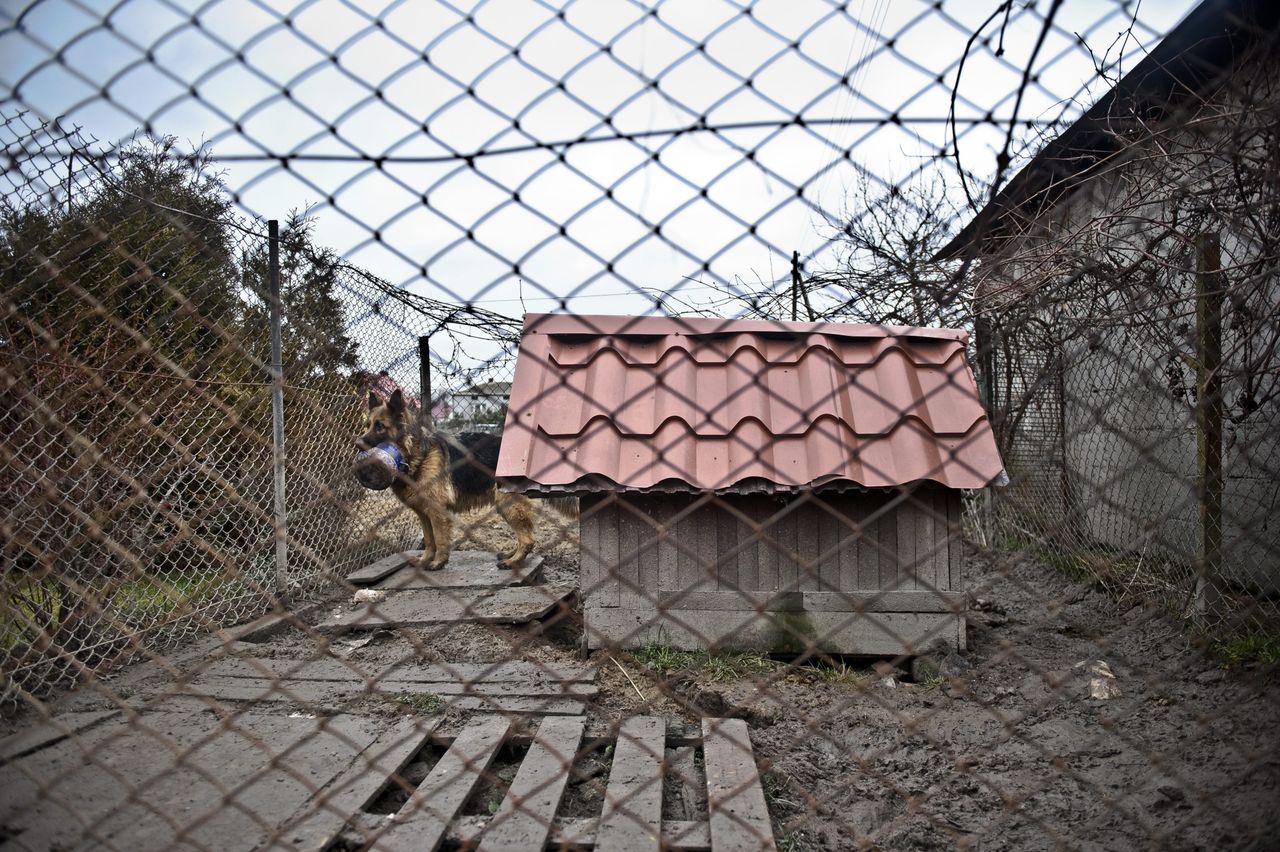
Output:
left=1, top=0, right=1195, bottom=314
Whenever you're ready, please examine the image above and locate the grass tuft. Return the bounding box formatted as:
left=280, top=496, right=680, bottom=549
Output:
left=1213, top=629, right=1280, bottom=668
left=630, top=641, right=777, bottom=683
left=383, top=691, right=443, bottom=715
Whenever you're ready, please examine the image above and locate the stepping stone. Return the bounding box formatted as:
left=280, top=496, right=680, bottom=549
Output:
left=197, top=658, right=595, bottom=684
left=345, top=551, right=415, bottom=586
left=316, top=583, right=575, bottom=635
left=0, top=710, right=419, bottom=852
left=346, top=551, right=543, bottom=589
left=0, top=711, right=118, bottom=764
left=155, top=657, right=600, bottom=716
left=375, top=554, right=543, bottom=590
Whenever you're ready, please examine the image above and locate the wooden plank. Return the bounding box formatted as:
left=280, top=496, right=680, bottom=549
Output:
left=802, top=591, right=964, bottom=613
left=855, top=500, right=880, bottom=591
left=198, top=657, right=595, bottom=684
left=898, top=494, right=918, bottom=590
left=920, top=492, right=939, bottom=592
left=189, top=676, right=597, bottom=698
left=617, top=499, right=642, bottom=608
left=947, top=492, right=962, bottom=592
left=879, top=497, right=899, bottom=590
left=375, top=554, right=543, bottom=590
left=268, top=717, right=439, bottom=851
left=757, top=499, right=779, bottom=593
left=597, top=499, right=621, bottom=607
left=797, top=500, right=819, bottom=592
left=658, top=500, right=679, bottom=593
left=172, top=680, right=587, bottom=714
left=450, top=816, right=711, bottom=850
left=738, top=502, right=759, bottom=594
left=478, top=716, right=586, bottom=852
left=660, top=591, right=803, bottom=611
left=696, top=501, right=718, bottom=590
left=775, top=500, right=799, bottom=594
left=346, top=551, right=413, bottom=585
left=585, top=606, right=964, bottom=656
left=675, top=500, right=700, bottom=591
left=716, top=503, right=739, bottom=592
left=316, top=584, right=574, bottom=633
left=597, top=716, right=665, bottom=852
left=654, top=590, right=963, bottom=613
left=0, top=711, right=117, bottom=765
left=0, top=711, right=392, bottom=852
left=376, top=715, right=513, bottom=852
left=817, top=500, right=839, bottom=594
left=836, top=500, right=864, bottom=592
left=702, top=718, right=776, bottom=850
left=634, top=500, right=661, bottom=610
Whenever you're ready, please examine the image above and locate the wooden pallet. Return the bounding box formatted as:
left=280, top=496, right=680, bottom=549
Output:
left=321, top=715, right=777, bottom=851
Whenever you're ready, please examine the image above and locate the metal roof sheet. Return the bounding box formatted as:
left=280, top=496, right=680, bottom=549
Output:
left=496, top=314, right=1005, bottom=494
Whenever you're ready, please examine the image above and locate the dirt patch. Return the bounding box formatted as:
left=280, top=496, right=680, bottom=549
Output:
left=746, top=553, right=1280, bottom=850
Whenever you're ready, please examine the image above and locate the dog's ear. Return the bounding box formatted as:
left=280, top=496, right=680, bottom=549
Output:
left=368, top=391, right=380, bottom=411
left=387, top=389, right=405, bottom=417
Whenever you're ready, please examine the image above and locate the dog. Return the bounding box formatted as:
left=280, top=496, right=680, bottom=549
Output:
left=357, top=388, right=555, bottom=570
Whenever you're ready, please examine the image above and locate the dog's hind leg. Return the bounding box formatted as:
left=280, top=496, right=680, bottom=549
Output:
left=494, top=492, right=537, bottom=568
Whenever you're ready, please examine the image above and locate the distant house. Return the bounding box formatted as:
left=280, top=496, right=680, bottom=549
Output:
left=363, top=370, right=420, bottom=411
left=433, top=380, right=511, bottom=432
left=449, top=381, right=511, bottom=420
left=935, top=0, right=1280, bottom=593
left=498, top=314, right=1005, bottom=655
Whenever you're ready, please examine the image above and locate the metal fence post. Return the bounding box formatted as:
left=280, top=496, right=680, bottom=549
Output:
left=419, top=334, right=432, bottom=427
left=1193, top=231, right=1223, bottom=623
left=268, top=219, right=289, bottom=599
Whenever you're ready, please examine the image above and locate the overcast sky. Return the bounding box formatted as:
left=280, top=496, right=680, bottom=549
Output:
left=1, top=0, right=1196, bottom=378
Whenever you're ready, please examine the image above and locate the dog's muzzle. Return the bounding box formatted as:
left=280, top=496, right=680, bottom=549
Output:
left=354, top=442, right=407, bottom=491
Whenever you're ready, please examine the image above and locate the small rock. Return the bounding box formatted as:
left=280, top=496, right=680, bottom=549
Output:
left=1073, top=659, right=1121, bottom=700
left=941, top=653, right=973, bottom=676
left=970, top=595, right=1006, bottom=615
left=353, top=589, right=387, bottom=604
left=693, top=688, right=730, bottom=715
left=1157, top=784, right=1186, bottom=802
left=1194, top=668, right=1225, bottom=685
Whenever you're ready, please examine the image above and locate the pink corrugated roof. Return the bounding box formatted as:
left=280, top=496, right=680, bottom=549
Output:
left=496, top=314, right=1005, bottom=493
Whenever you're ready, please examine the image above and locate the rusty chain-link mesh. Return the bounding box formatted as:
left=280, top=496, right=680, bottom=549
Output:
left=2, top=0, right=1279, bottom=850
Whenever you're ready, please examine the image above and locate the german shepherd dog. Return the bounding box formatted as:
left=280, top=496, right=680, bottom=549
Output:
left=358, top=389, right=541, bottom=570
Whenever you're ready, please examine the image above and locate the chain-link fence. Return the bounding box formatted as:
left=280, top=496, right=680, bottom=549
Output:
left=3, top=0, right=1279, bottom=850
left=957, top=15, right=1280, bottom=651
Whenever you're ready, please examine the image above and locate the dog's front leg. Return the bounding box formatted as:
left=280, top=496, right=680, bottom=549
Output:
left=409, top=504, right=437, bottom=569
left=425, top=508, right=452, bottom=570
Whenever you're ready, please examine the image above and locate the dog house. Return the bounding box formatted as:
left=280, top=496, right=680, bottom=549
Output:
left=497, top=314, right=1006, bottom=655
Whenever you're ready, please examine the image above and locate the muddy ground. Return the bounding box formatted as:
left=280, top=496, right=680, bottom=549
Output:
left=22, top=503, right=1280, bottom=850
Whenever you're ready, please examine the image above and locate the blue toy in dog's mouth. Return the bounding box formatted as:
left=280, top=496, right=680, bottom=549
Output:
left=354, top=442, right=408, bottom=491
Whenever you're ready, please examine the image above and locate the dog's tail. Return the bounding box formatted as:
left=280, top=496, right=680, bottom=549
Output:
left=543, top=496, right=580, bottom=519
